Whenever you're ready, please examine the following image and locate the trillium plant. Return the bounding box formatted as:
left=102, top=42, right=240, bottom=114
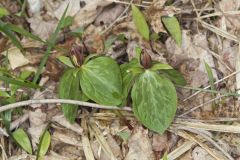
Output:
left=58, top=4, right=185, bottom=134
left=58, top=45, right=122, bottom=123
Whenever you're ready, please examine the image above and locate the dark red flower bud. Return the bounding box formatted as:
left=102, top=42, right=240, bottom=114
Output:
left=141, top=52, right=152, bottom=69
left=70, top=44, right=84, bottom=67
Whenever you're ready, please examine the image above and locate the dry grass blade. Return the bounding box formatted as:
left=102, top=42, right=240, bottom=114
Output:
left=176, top=130, right=223, bottom=160
left=199, top=21, right=239, bottom=42
left=199, top=11, right=240, bottom=19
left=89, top=121, right=117, bottom=160
left=82, top=136, right=95, bottom=160
left=0, top=143, right=8, bottom=160
left=236, top=44, right=240, bottom=100
left=177, top=128, right=234, bottom=160
left=161, top=141, right=196, bottom=160
left=174, top=120, right=240, bottom=133
left=81, top=117, right=95, bottom=160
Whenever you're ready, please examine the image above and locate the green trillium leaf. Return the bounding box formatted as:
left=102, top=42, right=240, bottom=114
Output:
left=57, top=56, right=74, bottom=68
left=12, top=128, right=32, bottom=154
left=131, top=70, right=177, bottom=134
left=120, top=59, right=143, bottom=105
left=159, top=69, right=186, bottom=86
left=162, top=16, right=182, bottom=46
left=37, top=130, right=51, bottom=160
left=150, top=63, right=173, bottom=71
left=0, top=7, right=9, bottom=18
left=58, top=69, right=88, bottom=123
left=131, top=5, right=150, bottom=40
left=80, top=56, right=122, bottom=106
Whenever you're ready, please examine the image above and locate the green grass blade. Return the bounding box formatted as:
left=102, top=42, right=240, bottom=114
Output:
left=0, top=75, right=40, bottom=89
left=6, top=23, right=44, bottom=43
left=0, top=20, right=24, bottom=52
left=204, top=61, right=215, bottom=91
left=33, top=5, right=69, bottom=83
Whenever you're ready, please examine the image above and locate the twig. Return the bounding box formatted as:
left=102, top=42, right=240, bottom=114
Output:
left=0, top=99, right=132, bottom=113
left=109, top=0, right=151, bottom=8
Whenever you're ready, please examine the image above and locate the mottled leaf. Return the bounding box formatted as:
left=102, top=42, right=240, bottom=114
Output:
left=12, top=128, right=32, bottom=154
left=150, top=63, right=173, bottom=71
left=120, top=59, right=142, bottom=105
left=160, top=69, right=186, bottom=86
left=131, top=5, right=149, bottom=40
left=59, top=69, right=88, bottom=123
left=131, top=70, right=177, bottom=134
left=162, top=16, right=182, bottom=46
left=80, top=56, right=122, bottom=105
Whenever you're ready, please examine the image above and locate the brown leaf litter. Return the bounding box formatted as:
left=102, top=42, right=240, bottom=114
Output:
left=2, top=0, right=240, bottom=159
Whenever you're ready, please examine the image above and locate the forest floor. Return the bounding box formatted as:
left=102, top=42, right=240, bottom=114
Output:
left=1, top=0, right=240, bottom=160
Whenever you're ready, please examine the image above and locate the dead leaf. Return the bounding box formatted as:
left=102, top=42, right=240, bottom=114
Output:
left=147, top=1, right=180, bottom=34
left=125, top=126, right=155, bottom=160
left=1, top=47, right=29, bottom=69
left=152, top=133, right=168, bottom=152
left=166, top=30, right=217, bottom=87
left=73, top=0, right=111, bottom=28
left=54, top=0, right=81, bottom=20
left=107, top=134, right=123, bottom=159
left=192, top=147, right=215, bottom=160
left=217, top=0, right=240, bottom=32
left=52, top=115, right=83, bottom=135
left=94, top=4, right=124, bottom=26
left=52, top=129, right=82, bottom=146
left=27, top=0, right=42, bottom=14
left=28, top=109, right=47, bottom=150
left=28, top=16, right=57, bottom=40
